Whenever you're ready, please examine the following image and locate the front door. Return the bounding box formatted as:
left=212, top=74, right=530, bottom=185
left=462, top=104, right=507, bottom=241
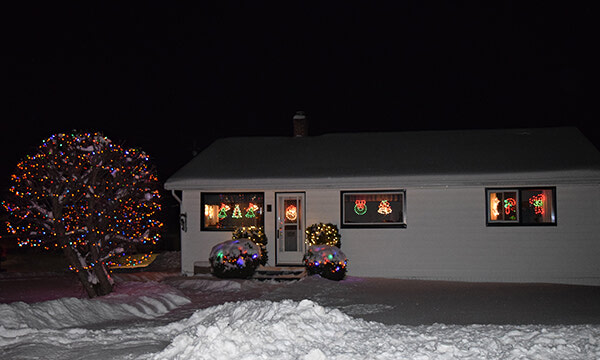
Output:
left=276, top=192, right=305, bottom=265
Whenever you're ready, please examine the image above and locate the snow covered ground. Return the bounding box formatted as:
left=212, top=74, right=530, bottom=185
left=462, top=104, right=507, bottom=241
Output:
left=1, top=254, right=600, bottom=359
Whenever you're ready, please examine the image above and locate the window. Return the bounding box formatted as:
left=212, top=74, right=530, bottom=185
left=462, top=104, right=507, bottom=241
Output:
left=202, top=192, right=264, bottom=231
left=486, top=187, right=556, bottom=226
left=341, top=190, right=406, bottom=228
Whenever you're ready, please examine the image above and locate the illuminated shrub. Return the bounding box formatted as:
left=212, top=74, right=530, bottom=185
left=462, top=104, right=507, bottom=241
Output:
left=303, top=245, right=348, bottom=281
left=305, top=223, right=341, bottom=248
left=209, top=239, right=261, bottom=278
left=232, top=226, right=268, bottom=265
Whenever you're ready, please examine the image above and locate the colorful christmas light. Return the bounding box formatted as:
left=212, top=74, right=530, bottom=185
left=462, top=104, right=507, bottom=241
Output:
left=218, top=204, right=230, bottom=219
left=232, top=225, right=268, bottom=265
left=529, top=193, right=546, bottom=215
left=2, top=132, right=162, bottom=297
left=245, top=203, right=258, bottom=218
left=232, top=204, right=243, bottom=219
left=504, top=198, right=516, bottom=215
left=354, top=199, right=367, bottom=215
left=377, top=200, right=392, bottom=215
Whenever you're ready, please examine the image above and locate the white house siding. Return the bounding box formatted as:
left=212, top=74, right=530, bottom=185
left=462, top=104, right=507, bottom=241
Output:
left=178, top=184, right=600, bottom=285
left=338, top=184, right=600, bottom=285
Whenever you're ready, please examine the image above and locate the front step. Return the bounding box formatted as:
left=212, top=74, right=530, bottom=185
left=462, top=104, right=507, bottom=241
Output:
left=253, top=266, right=307, bottom=280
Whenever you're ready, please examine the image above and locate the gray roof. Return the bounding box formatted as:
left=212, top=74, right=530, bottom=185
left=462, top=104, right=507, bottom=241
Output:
left=165, top=127, right=600, bottom=190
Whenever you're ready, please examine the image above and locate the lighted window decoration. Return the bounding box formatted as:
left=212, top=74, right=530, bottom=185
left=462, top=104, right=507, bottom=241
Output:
left=504, top=197, right=517, bottom=216
left=232, top=204, right=242, bottom=219
left=486, top=188, right=556, bottom=226
left=529, top=193, right=545, bottom=214
left=377, top=200, right=393, bottom=215
left=285, top=204, right=298, bottom=221
left=341, top=190, right=406, bottom=228
left=218, top=203, right=230, bottom=219
left=488, top=190, right=518, bottom=222
left=202, top=193, right=264, bottom=231
left=245, top=203, right=258, bottom=218
left=354, top=199, right=367, bottom=215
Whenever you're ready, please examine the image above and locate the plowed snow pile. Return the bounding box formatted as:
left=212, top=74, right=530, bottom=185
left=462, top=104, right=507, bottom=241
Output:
left=1, top=276, right=599, bottom=359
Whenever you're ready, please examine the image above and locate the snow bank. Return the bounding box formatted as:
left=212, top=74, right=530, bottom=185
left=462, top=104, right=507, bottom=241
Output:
left=1, top=277, right=599, bottom=360
left=149, top=299, right=600, bottom=360
left=0, top=281, right=190, bottom=331
left=166, top=277, right=242, bottom=293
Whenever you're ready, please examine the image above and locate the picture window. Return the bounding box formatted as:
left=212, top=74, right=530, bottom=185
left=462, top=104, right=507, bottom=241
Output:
left=202, top=192, right=264, bottom=231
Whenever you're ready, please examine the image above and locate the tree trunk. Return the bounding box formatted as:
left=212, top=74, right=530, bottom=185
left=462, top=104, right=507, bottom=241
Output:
left=62, top=246, right=98, bottom=298
left=61, top=243, right=114, bottom=298
left=89, top=244, right=114, bottom=296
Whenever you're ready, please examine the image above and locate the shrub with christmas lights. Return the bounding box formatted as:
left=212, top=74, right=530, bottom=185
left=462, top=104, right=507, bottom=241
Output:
left=305, top=223, right=341, bottom=248
left=303, top=244, right=348, bottom=281
left=2, top=132, right=162, bottom=298
left=232, top=226, right=268, bottom=265
left=209, top=239, right=262, bottom=278
left=303, top=223, right=346, bottom=280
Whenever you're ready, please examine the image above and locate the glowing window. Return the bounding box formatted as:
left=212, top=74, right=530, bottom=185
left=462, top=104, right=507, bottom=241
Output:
left=202, top=192, right=264, bottom=231
left=341, top=190, right=406, bottom=228
left=486, top=188, right=556, bottom=226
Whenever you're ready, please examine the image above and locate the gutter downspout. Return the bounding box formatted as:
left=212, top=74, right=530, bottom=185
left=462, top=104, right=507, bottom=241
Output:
left=171, top=190, right=182, bottom=205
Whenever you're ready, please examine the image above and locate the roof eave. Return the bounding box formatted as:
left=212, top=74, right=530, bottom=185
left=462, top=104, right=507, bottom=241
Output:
left=164, top=170, right=600, bottom=191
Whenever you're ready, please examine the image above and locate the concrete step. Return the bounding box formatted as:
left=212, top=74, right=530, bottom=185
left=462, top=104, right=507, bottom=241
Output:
left=253, top=266, right=307, bottom=280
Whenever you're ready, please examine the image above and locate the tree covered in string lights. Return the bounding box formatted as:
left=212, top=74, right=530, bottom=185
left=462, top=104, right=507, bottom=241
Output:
left=2, top=132, right=162, bottom=298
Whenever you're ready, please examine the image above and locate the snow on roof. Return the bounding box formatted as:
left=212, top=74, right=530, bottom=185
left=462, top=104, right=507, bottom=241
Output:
left=165, top=127, right=600, bottom=190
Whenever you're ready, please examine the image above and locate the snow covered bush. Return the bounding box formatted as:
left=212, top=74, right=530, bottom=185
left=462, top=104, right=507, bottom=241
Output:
left=303, top=244, right=348, bottom=281
left=305, top=222, right=341, bottom=247
left=232, top=226, right=268, bottom=265
left=209, top=239, right=262, bottom=278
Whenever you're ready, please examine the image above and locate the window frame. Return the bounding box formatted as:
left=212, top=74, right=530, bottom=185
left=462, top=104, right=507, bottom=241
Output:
left=201, top=192, right=265, bottom=231
left=485, top=187, right=557, bottom=227
left=340, top=190, right=407, bottom=228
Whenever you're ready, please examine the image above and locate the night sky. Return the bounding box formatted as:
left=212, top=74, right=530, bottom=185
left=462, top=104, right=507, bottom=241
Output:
left=1, top=2, right=594, bottom=192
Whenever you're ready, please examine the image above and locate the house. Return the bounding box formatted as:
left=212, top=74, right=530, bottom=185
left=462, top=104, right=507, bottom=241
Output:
left=164, top=123, right=600, bottom=285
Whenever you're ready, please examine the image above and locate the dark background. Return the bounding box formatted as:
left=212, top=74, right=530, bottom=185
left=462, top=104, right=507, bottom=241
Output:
left=1, top=2, right=594, bottom=249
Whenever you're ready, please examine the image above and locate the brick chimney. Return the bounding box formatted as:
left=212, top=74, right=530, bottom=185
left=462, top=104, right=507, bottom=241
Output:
left=293, top=111, right=308, bottom=137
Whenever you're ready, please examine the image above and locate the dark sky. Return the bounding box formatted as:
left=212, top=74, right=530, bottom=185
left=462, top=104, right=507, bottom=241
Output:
left=1, top=2, right=594, bottom=188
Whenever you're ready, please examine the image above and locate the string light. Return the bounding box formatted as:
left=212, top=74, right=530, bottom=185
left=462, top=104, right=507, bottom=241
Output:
left=504, top=198, right=516, bottom=216
left=218, top=204, right=230, bottom=219
left=232, top=225, right=268, bottom=265
left=529, top=193, right=545, bottom=215
left=303, top=244, right=348, bottom=281
left=3, top=132, right=163, bottom=283
left=232, top=204, right=242, bottom=219
left=354, top=200, right=367, bottom=215
left=377, top=200, right=392, bottom=215
left=305, top=223, right=341, bottom=247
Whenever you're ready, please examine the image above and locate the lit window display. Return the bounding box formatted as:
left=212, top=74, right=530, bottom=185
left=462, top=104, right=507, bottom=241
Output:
left=202, top=192, right=264, bottom=230
left=341, top=190, right=406, bottom=228
left=487, top=188, right=556, bottom=226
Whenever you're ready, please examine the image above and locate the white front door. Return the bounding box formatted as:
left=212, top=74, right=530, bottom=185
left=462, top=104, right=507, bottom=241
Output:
left=276, top=192, right=305, bottom=265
